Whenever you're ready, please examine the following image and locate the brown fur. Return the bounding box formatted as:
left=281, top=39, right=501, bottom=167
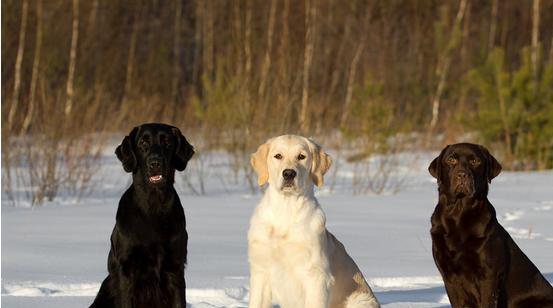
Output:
left=429, top=143, right=553, bottom=308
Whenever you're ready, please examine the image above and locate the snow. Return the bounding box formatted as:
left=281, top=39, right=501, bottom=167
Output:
left=2, top=146, right=553, bottom=307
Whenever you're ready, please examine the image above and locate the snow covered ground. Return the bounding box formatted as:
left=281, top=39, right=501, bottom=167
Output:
left=2, top=145, right=553, bottom=307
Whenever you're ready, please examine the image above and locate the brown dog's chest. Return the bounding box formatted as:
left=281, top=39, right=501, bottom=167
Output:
left=431, top=202, right=494, bottom=276
left=433, top=232, right=487, bottom=274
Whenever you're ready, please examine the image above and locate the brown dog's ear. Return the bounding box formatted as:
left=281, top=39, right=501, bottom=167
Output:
left=428, top=156, right=440, bottom=179
left=251, top=140, right=272, bottom=186
left=172, top=127, right=195, bottom=171
left=308, top=138, right=332, bottom=187
left=479, top=145, right=502, bottom=183
left=115, top=127, right=139, bottom=173
left=428, top=145, right=449, bottom=182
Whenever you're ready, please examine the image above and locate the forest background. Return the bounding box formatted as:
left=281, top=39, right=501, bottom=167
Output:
left=2, top=0, right=553, bottom=205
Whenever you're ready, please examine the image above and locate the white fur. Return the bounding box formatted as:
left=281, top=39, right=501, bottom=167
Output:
left=248, top=135, right=379, bottom=308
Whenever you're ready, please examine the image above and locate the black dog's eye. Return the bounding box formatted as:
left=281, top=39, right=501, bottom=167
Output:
left=297, top=154, right=306, bottom=160
left=274, top=154, right=283, bottom=160
left=470, top=159, right=480, bottom=166
left=446, top=156, right=457, bottom=165
left=139, top=139, right=149, bottom=147
left=160, top=135, right=171, bottom=147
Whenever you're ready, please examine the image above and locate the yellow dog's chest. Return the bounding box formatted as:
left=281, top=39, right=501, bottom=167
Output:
left=252, top=223, right=321, bottom=268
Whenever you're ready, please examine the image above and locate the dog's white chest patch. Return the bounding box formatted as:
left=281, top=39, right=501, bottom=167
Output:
left=260, top=223, right=313, bottom=266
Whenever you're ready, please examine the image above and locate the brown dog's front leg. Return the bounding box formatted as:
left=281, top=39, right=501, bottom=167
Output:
left=479, top=275, right=502, bottom=308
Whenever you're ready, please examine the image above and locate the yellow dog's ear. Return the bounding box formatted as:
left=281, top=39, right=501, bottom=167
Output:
left=251, top=139, right=272, bottom=186
left=308, top=139, right=332, bottom=187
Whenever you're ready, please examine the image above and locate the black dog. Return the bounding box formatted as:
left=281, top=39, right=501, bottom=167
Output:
left=90, top=123, right=194, bottom=308
left=429, top=143, right=553, bottom=307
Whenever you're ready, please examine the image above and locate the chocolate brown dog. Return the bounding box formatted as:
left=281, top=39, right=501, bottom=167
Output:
left=429, top=143, right=553, bottom=307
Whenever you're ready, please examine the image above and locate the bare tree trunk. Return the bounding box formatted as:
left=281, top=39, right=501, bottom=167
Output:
left=278, top=0, right=292, bottom=132
left=427, top=0, right=467, bottom=145
left=243, top=0, right=253, bottom=135
left=258, top=0, right=277, bottom=103
left=340, top=39, right=365, bottom=127
left=244, top=0, right=252, bottom=80
left=340, top=2, right=373, bottom=128
left=232, top=1, right=243, bottom=76
left=7, top=0, right=29, bottom=133
left=121, top=5, right=140, bottom=108
left=87, top=0, right=99, bottom=36
left=495, top=65, right=513, bottom=162
left=299, top=0, right=317, bottom=133
left=531, top=0, right=540, bottom=83
left=65, top=0, right=80, bottom=118
left=171, top=0, right=183, bottom=117
left=192, top=0, right=203, bottom=88
left=22, top=0, right=43, bottom=134
left=460, top=0, right=471, bottom=61
left=550, top=32, right=553, bottom=64
left=203, top=0, right=214, bottom=79
left=329, top=12, right=352, bottom=108
left=488, top=0, right=498, bottom=50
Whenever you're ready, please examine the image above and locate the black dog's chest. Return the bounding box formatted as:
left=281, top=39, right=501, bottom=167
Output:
left=130, top=213, right=181, bottom=243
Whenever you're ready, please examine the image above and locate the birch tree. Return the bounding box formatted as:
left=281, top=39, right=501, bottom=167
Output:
left=299, top=0, right=317, bottom=133
left=65, top=0, right=80, bottom=118
left=427, top=0, right=468, bottom=144
left=7, top=0, right=29, bottom=132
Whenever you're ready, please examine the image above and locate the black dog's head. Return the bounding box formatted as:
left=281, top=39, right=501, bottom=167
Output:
left=429, top=143, right=502, bottom=201
left=115, top=123, right=194, bottom=187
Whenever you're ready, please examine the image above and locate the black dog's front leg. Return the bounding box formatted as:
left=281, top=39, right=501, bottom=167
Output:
left=116, top=272, right=134, bottom=308
left=165, top=229, right=188, bottom=307
left=89, top=275, right=114, bottom=308
left=113, top=228, right=163, bottom=308
left=163, top=270, right=186, bottom=308
left=112, top=233, right=135, bottom=308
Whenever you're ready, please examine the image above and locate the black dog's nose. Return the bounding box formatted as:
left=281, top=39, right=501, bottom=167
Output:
left=282, top=169, right=296, bottom=180
left=149, top=160, right=161, bottom=169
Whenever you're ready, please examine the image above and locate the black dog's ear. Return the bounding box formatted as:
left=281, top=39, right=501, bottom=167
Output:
left=115, top=127, right=139, bottom=173
left=428, top=145, right=449, bottom=182
left=172, top=127, right=195, bottom=171
left=479, top=145, right=502, bottom=183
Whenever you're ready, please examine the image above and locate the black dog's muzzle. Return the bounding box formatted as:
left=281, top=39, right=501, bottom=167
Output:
left=146, top=156, right=165, bottom=184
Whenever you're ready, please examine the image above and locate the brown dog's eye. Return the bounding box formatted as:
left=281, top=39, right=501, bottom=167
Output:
left=470, top=159, right=480, bottom=166
left=446, top=156, right=457, bottom=165
left=274, top=154, right=283, bottom=160
left=297, top=154, right=306, bottom=160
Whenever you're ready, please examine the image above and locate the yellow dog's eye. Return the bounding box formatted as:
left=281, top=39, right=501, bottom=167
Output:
left=447, top=156, right=457, bottom=165
left=274, top=154, right=283, bottom=160
left=297, top=154, right=306, bottom=160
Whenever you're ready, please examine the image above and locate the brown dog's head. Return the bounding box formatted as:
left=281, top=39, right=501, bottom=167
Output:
left=116, top=123, right=194, bottom=188
left=428, top=143, right=501, bottom=200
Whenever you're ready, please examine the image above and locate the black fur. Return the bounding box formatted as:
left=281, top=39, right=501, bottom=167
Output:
left=91, top=123, right=194, bottom=308
left=429, top=143, right=553, bottom=308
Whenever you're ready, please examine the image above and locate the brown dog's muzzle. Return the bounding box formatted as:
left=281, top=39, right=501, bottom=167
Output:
left=453, top=170, right=475, bottom=197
